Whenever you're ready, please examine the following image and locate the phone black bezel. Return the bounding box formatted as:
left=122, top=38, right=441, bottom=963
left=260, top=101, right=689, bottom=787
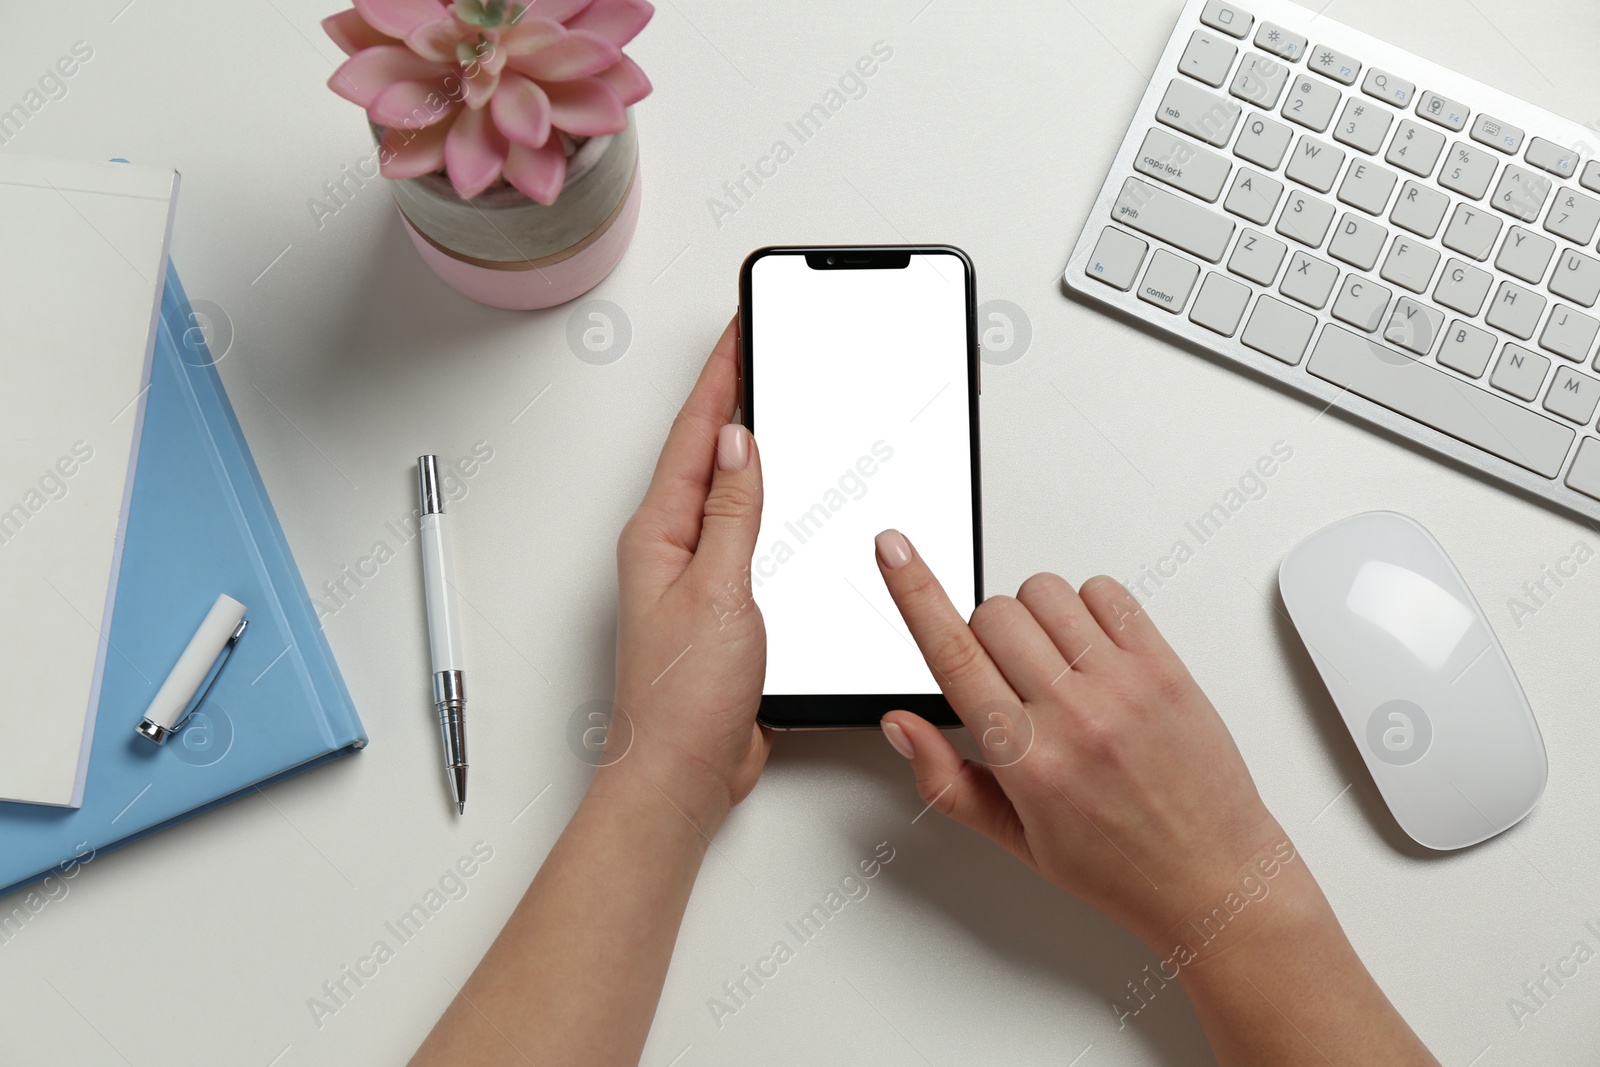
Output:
left=738, top=244, right=983, bottom=730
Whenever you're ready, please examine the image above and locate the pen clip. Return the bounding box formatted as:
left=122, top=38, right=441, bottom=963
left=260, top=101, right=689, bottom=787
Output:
left=172, top=618, right=248, bottom=734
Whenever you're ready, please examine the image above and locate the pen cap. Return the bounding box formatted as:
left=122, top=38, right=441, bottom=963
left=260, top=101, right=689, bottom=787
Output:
left=138, top=594, right=247, bottom=743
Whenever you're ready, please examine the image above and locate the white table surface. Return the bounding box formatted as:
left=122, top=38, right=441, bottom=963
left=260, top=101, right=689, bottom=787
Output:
left=5, top=0, right=1600, bottom=1063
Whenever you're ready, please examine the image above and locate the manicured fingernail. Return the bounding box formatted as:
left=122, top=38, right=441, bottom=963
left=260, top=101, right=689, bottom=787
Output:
left=881, top=720, right=915, bottom=760
left=717, top=424, right=750, bottom=471
left=876, top=529, right=912, bottom=569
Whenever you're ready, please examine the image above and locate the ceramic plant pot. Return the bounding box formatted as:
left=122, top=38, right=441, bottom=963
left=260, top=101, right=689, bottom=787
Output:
left=378, top=114, right=640, bottom=311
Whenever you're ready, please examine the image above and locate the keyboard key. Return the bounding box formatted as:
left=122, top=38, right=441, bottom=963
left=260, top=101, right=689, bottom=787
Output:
left=1337, top=161, right=1397, bottom=215
left=1234, top=113, right=1295, bottom=170
left=1276, top=189, right=1336, bottom=246
left=1584, top=161, right=1600, bottom=195
left=1551, top=250, right=1600, bottom=308
left=1230, top=52, right=1291, bottom=109
left=1495, top=227, right=1556, bottom=285
left=1438, top=320, right=1497, bottom=377
left=1332, top=273, right=1392, bottom=332
left=1112, top=178, right=1237, bottom=261
left=1228, top=228, right=1288, bottom=284
left=1362, top=68, right=1415, bottom=108
left=1307, top=325, right=1574, bottom=477
left=1390, top=181, right=1450, bottom=238
left=1157, top=79, right=1242, bottom=147
left=1491, top=344, right=1550, bottom=401
left=1544, top=189, right=1600, bottom=245
left=1189, top=272, right=1253, bottom=335
left=1285, top=136, right=1345, bottom=192
left=1379, top=237, right=1441, bottom=293
left=1567, top=438, right=1600, bottom=498
left=1385, top=120, right=1446, bottom=177
left=1441, top=204, right=1503, bottom=261
left=1085, top=226, right=1148, bottom=290
left=1415, top=91, right=1468, bottom=132
left=1545, top=367, right=1600, bottom=424
left=1435, top=259, right=1493, bottom=316
left=1486, top=281, right=1546, bottom=339
left=1525, top=137, right=1581, bottom=179
left=1329, top=212, right=1388, bottom=270
left=1383, top=296, right=1444, bottom=354
left=1491, top=165, right=1553, bottom=223
left=1332, top=98, right=1392, bottom=154
left=1308, top=44, right=1361, bottom=85
left=1200, top=0, right=1254, bottom=39
left=1439, top=142, right=1498, bottom=199
left=1471, top=114, right=1524, bottom=155
left=1242, top=294, right=1317, bottom=364
left=1281, top=75, right=1341, bottom=132
left=1280, top=250, right=1340, bottom=308
left=1539, top=306, right=1599, bottom=362
left=1138, top=249, right=1202, bottom=313
left=1134, top=128, right=1234, bottom=201
left=1254, top=22, right=1306, bottom=62
left=1179, top=29, right=1238, bottom=88
left=1223, top=168, right=1284, bottom=224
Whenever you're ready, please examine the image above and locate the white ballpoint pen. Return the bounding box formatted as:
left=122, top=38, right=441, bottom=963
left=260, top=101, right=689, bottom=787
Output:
left=416, top=456, right=468, bottom=814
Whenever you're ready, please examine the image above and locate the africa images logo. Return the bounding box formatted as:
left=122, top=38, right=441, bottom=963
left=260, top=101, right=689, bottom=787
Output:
left=1365, top=700, right=1431, bottom=767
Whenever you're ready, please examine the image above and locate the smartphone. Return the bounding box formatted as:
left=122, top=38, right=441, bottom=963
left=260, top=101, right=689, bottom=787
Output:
left=738, top=245, right=982, bottom=729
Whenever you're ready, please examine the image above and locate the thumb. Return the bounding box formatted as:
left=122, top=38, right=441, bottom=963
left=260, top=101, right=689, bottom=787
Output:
left=882, top=712, right=1033, bottom=868
left=689, top=423, right=763, bottom=582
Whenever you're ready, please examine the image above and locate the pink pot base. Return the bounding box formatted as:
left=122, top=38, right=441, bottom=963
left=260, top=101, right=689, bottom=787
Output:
left=398, top=167, right=642, bottom=311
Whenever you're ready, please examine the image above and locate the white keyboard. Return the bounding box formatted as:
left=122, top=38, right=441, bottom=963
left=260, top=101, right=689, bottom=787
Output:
left=1063, top=0, right=1600, bottom=523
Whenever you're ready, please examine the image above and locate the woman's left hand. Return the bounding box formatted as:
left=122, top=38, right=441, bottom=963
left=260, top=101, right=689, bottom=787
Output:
left=600, top=317, right=771, bottom=828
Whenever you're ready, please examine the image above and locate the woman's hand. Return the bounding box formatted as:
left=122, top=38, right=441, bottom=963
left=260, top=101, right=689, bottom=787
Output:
left=409, top=320, right=775, bottom=1067
left=600, top=318, right=771, bottom=830
left=874, top=531, right=1440, bottom=1064
left=873, top=529, right=1287, bottom=953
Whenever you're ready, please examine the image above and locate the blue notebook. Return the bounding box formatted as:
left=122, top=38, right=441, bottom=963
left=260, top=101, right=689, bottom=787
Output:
left=0, top=263, right=367, bottom=898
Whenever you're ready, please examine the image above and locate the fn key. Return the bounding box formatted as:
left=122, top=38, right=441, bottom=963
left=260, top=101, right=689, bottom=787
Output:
left=1086, top=226, right=1149, bottom=291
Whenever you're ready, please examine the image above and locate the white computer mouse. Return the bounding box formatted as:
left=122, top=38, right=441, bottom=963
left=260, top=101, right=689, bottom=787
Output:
left=1279, top=511, right=1546, bottom=851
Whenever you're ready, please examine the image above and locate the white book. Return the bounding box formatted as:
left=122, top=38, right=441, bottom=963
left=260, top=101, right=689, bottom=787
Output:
left=0, top=155, right=179, bottom=807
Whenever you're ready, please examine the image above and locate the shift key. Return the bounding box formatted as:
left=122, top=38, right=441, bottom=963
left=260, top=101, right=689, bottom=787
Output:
left=1112, top=178, right=1236, bottom=262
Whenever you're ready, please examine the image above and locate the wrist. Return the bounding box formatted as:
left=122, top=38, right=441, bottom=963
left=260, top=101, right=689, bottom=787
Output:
left=598, top=685, right=745, bottom=833
left=1140, top=840, right=1339, bottom=991
left=586, top=756, right=731, bottom=844
left=1133, top=828, right=1324, bottom=960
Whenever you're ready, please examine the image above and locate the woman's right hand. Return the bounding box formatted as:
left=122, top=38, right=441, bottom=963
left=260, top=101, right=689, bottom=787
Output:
left=872, top=528, right=1299, bottom=955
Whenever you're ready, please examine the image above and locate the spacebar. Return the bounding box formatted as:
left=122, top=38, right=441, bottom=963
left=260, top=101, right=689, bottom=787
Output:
left=1307, top=326, right=1574, bottom=478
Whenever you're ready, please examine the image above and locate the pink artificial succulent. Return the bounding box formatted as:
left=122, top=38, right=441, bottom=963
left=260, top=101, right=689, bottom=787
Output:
left=323, top=0, right=653, bottom=203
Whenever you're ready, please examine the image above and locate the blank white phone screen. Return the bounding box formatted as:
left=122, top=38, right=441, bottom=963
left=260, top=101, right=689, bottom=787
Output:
left=750, top=252, right=975, bottom=695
